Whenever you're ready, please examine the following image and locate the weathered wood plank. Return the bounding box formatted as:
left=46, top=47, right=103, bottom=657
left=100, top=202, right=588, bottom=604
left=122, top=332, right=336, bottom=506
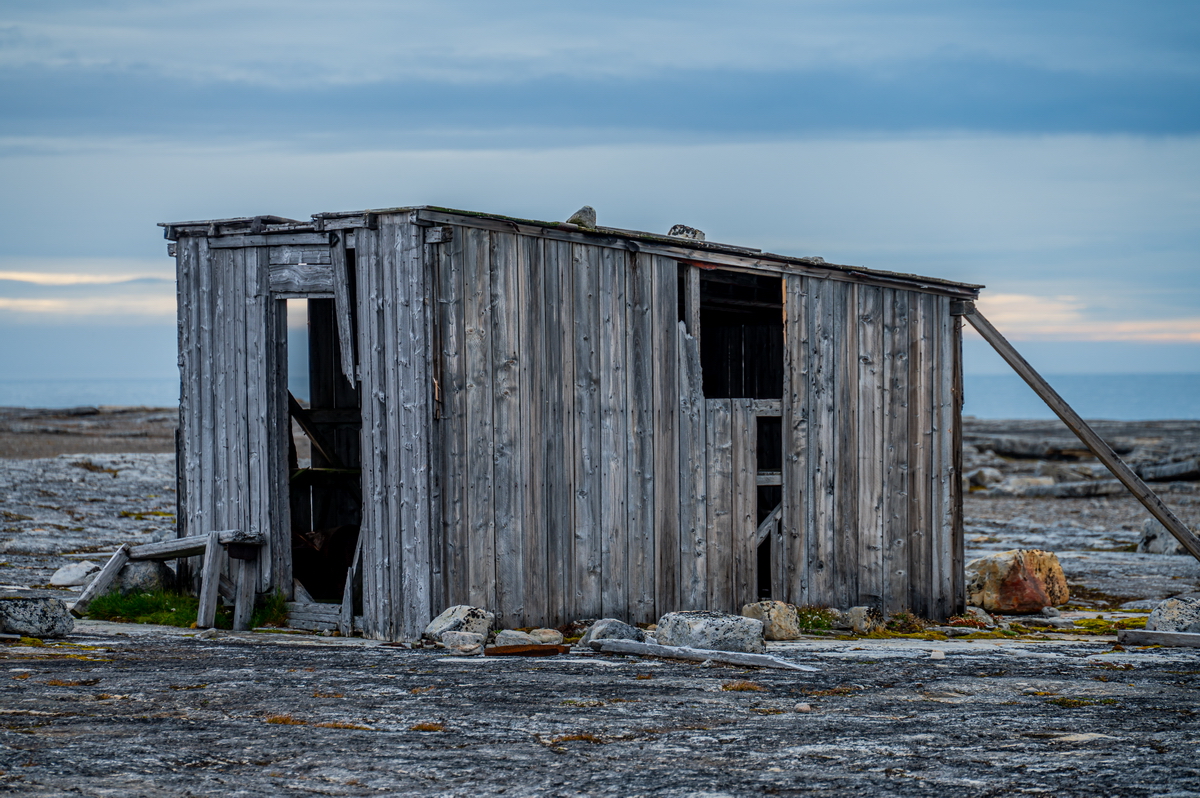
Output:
left=1117, top=629, right=1200, bottom=648
left=731, top=399, right=758, bottom=610
left=127, top=530, right=260, bottom=560
left=230, top=248, right=251, bottom=591
left=70, top=544, right=131, bottom=617
left=438, top=228, right=469, bottom=609
left=684, top=265, right=701, bottom=345
left=856, top=284, right=885, bottom=607
left=808, top=276, right=836, bottom=606
left=196, top=238, right=215, bottom=538
left=677, top=323, right=707, bottom=610
left=267, top=294, right=291, bottom=595
left=244, top=246, right=269, bottom=593
left=330, top=234, right=356, bottom=384
left=599, top=247, right=629, bottom=619
left=705, top=399, right=734, bottom=612
left=780, top=274, right=807, bottom=604
left=626, top=252, right=657, bottom=623
left=652, top=256, right=680, bottom=617
left=833, top=280, right=858, bottom=608
left=519, top=235, right=547, bottom=627
left=950, top=312, right=966, bottom=614
left=572, top=243, right=602, bottom=618
left=882, top=288, right=911, bottom=615
left=933, top=295, right=955, bottom=619
left=356, top=226, right=387, bottom=637
left=196, top=531, right=224, bottom=629
left=232, top=555, right=257, bottom=631
left=463, top=227, right=497, bottom=610
left=209, top=233, right=329, bottom=248
left=544, top=239, right=575, bottom=626
left=967, top=308, right=1200, bottom=562
left=268, top=246, right=332, bottom=266
left=491, top=231, right=524, bottom=626
left=908, top=292, right=934, bottom=617
left=176, top=236, right=199, bottom=589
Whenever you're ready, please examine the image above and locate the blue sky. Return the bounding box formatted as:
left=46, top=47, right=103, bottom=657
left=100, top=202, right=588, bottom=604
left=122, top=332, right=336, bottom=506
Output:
left=1, top=1, right=1198, bottom=401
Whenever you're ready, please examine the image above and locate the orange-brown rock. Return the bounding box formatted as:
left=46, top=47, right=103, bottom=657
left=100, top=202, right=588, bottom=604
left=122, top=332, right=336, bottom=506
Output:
left=965, top=549, right=1069, bottom=613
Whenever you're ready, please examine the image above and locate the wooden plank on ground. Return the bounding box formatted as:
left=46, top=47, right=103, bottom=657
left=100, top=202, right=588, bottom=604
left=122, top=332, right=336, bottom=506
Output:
left=590, top=639, right=819, bottom=672
left=70, top=544, right=130, bottom=617
left=1117, top=629, right=1200, bottom=648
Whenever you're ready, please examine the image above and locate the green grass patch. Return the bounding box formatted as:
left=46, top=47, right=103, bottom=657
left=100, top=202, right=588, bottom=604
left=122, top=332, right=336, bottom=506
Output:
left=251, top=590, right=289, bottom=629
left=795, top=605, right=839, bottom=630
left=87, top=590, right=232, bottom=629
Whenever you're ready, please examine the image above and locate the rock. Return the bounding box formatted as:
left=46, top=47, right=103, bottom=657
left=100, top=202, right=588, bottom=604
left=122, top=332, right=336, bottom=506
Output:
left=493, top=629, right=537, bottom=647
left=440, top=631, right=484, bottom=654
left=49, top=561, right=100, bottom=587
left=578, top=618, right=645, bottom=647
left=0, top=598, right=74, bottom=638
left=1041, top=606, right=1061, bottom=617
left=997, top=476, right=1056, bottom=495
left=667, top=224, right=705, bottom=241
left=846, top=606, right=884, bottom=635
left=965, top=549, right=1069, bottom=613
left=654, top=611, right=764, bottom=654
left=1019, top=616, right=1076, bottom=630
left=966, top=467, right=1004, bottom=488
left=1146, top=597, right=1200, bottom=633
left=929, top=650, right=946, bottom=660
left=963, top=606, right=995, bottom=627
left=196, top=628, right=218, bottom=639
left=794, top=703, right=813, bottom=713
left=826, top=608, right=852, bottom=630
left=565, top=206, right=597, bottom=228
left=740, top=600, right=802, bottom=640
left=423, top=605, right=495, bottom=640
left=1138, top=519, right=1187, bottom=555
left=528, top=628, right=564, bottom=645
left=115, top=560, right=175, bottom=594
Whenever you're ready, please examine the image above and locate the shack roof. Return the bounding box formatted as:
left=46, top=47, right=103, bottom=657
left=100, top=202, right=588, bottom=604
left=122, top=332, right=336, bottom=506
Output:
left=161, top=205, right=983, bottom=298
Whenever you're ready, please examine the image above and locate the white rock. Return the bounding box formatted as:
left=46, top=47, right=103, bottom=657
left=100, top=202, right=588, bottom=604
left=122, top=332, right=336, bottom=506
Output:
left=49, top=561, right=100, bottom=587
left=527, top=628, right=564, bottom=645
left=966, top=467, right=1004, bottom=488
left=1138, top=519, right=1187, bottom=555
left=493, top=629, right=537, bottom=646
left=0, top=598, right=74, bottom=638
left=578, top=618, right=645, bottom=647
left=423, top=605, right=495, bottom=640
left=740, top=600, right=802, bottom=640
left=846, top=606, right=883, bottom=635
left=794, top=703, right=813, bottom=713
left=655, top=611, right=764, bottom=654
left=929, top=650, right=946, bottom=660
left=1146, top=596, right=1200, bottom=633
left=440, top=630, right=484, bottom=654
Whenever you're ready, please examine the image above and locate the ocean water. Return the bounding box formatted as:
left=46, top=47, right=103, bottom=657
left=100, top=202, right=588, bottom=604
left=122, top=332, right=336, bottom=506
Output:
left=0, top=373, right=1196, bottom=420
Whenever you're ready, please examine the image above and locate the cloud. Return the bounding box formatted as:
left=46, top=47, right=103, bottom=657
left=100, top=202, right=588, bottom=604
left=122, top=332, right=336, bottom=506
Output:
left=0, top=270, right=169, bottom=285
left=0, top=295, right=175, bottom=317
left=972, top=294, right=1200, bottom=342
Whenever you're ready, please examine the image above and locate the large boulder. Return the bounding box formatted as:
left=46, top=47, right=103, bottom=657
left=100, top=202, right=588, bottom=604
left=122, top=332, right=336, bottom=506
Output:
left=847, top=606, right=884, bottom=635
left=655, top=611, right=764, bottom=654
left=1138, top=519, right=1187, bottom=555
left=578, top=618, right=645, bottom=647
left=424, top=605, right=495, bottom=640
left=965, top=549, right=1068, bottom=613
left=528, top=628, right=564, bottom=645
left=0, top=598, right=74, bottom=638
left=49, top=561, right=100, bottom=587
left=1146, top=597, right=1200, bottom=633
left=440, top=631, right=484, bottom=654
left=741, top=601, right=802, bottom=640
left=493, top=629, right=537, bottom=646
left=115, top=561, right=175, bottom=594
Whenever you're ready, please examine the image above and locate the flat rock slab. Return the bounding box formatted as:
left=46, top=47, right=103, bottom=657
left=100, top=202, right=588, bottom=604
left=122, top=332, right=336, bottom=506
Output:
left=1, top=623, right=1197, bottom=796
left=0, top=597, right=74, bottom=637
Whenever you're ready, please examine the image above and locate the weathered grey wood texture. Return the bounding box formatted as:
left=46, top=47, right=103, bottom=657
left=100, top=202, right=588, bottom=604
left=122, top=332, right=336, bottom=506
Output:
left=776, top=276, right=961, bottom=618
left=176, top=239, right=290, bottom=597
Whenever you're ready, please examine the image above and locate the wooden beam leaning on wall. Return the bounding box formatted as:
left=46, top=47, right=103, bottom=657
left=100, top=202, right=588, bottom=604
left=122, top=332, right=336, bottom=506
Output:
left=961, top=302, right=1200, bottom=562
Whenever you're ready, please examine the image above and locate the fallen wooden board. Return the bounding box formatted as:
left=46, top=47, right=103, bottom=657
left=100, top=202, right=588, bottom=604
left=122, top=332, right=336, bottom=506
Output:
left=1117, top=629, right=1200, bottom=648
left=590, top=639, right=819, bottom=671
left=483, top=644, right=570, bottom=657
left=1020, top=479, right=1124, bottom=498
left=1139, top=457, right=1200, bottom=483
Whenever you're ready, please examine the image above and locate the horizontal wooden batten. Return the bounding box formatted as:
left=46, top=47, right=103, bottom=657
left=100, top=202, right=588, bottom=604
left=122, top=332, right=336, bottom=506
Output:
left=208, top=233, right=330, bottom=249
left=270, top=263, right=334, bottom=295
left=415, top=209, right=980, bottom=300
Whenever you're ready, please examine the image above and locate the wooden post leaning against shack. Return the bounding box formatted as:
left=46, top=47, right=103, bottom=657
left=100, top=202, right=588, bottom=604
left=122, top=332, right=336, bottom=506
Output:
left=962, top=303, right=1200, bottom=563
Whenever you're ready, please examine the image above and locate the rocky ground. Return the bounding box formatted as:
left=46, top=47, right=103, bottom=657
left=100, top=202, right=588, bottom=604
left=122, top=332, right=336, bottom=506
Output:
left=0, top=409, right=1198, bottom=795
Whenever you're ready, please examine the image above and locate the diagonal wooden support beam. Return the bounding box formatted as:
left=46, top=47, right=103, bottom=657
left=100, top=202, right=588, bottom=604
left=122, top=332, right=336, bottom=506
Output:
left=287, top=391, right=344, bottom=468
left=965, top=304, right=1200, bottom=562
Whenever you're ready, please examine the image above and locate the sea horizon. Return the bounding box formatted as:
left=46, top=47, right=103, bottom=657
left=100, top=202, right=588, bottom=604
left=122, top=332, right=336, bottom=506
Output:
left=0, top=372, right=1196, bottom=421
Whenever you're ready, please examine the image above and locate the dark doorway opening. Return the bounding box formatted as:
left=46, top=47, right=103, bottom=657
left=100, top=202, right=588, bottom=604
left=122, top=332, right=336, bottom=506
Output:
left=696, top=270, right=784, bottom=399
left=755, top=415, right=783, bottom=600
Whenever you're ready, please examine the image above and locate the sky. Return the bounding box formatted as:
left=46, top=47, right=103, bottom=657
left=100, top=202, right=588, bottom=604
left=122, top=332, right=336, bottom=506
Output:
left=0, top=0, right=1198, bottom=403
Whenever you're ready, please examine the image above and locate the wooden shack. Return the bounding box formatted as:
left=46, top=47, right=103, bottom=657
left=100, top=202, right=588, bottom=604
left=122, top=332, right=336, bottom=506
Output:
left=162, top=206, right=982, bottom=640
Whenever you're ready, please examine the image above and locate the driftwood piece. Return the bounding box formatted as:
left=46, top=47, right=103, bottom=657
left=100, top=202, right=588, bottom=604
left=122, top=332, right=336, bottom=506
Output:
left=1139, top=457, right=1200, bottom=483
left=71, top=544, right=131, bottom=617
left=484, top=644, right=570, bottom=657
left=966, top=308, right=1200, bottom=563
left=589, top=639, right=819, bottom=672
left=1117, top=629, right=1200, bottom=648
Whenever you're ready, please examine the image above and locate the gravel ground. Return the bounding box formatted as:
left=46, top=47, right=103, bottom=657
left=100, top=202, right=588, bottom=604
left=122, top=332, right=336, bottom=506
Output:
left=2, top=623, right=1199, bottom=797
